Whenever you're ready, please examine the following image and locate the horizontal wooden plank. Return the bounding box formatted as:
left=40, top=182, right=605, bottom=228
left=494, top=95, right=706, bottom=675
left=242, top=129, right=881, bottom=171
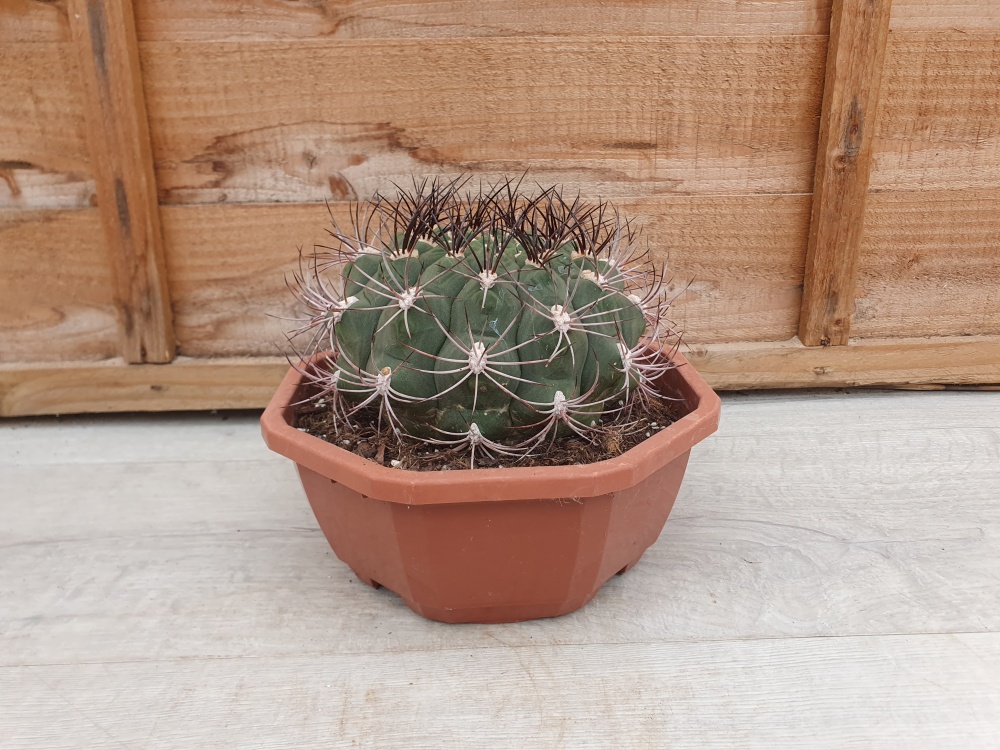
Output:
left=0, top=356, right=284, bottom=416
left=871, top=32, right=1000, bottom=191
left=0, top=210, right=118, bottom=364
left=6, top=634, right=999, bottom=747
left=8, top=389, right=1000, bottom=466
left=13, top=389, right=1000, bottom=466
left=159, top=204, right=328, bottom=358
left=891, top=1, right=1000, bottom=31
left=711, top=387, right=1000, bottom=433
left=3, top=336, right=999, bottom=416
left=628, top=194, right=809, bottom=343
left=853, top=188, right=1000, bottom=338
left=5, top=393, right=1000, bottom=746
left=0, top=411, right=284, bottom=467
left=3, top=398, right=999, bottom=664
left=140, top=36, right=826, bottom=203
left=0, top=0, right=70, bottom=43
left=160, top=196, right=808, bottom=358
left=687, top=335, right=1000, bottom=389
left=0, top=42, right=94, bottom=210
left=133, top=0, right=832, bottom=40
left=0, top=167, right=96, bottom=210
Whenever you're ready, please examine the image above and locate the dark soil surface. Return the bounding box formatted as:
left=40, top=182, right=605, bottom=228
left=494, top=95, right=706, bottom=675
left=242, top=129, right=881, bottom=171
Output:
left=295, top=397, right=679, bottom=471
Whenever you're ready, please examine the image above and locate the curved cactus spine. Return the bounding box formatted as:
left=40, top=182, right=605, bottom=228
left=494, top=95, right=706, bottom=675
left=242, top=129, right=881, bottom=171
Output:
left=287, top=178, right=681, bottom=467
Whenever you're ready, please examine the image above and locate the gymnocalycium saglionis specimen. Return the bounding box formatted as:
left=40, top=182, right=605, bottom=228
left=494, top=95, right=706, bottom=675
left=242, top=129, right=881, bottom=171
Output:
left=288, top=177, right=680, bottom=468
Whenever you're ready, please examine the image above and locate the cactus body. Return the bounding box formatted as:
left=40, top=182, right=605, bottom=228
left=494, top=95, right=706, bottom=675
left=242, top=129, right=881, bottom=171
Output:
left=289, top=178, right=677, bottom=466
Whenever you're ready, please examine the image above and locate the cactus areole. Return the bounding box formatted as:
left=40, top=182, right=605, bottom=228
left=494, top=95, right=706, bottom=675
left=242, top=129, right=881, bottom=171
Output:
left=288, top=177, right=680, bottom=468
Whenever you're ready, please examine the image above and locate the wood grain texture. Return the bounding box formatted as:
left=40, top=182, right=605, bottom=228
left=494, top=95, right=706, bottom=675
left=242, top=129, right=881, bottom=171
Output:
left=4, top=637, right=999, bottom=749
left=871, top=32, right=1000, bottom=191
left=687, top=335, right=1000, bottom=388
left=133, top=0, right=833, bottom=40
left=0, top=41, right=95, bottom=210
left=3, top=396, right=1000, bottom=747
left=0, top=210, right=118, bottom=364
left=139, top=36, right=826, bottom=203
left=2, top=336, right=999, bottom=416
left=7, top=390, right=1000, bottom=463
left=0, top=0, right=69, bottom=42
left=639, top=194, right=811, bottom=344
left=853, top=189, right=1000, bottom=338
left=2, top=397, right=999, bottom=661
left=68, top=0, right=175, bottom=363
left=159, top=204, right=330, bottom=358
left=799, top=0, right=892, bottom=347
left=5, top=634, right=998, bottom=748
left=160, top=196, right=809, bottom=358
left=891, top=0, right=1000, bottom=31
left=3, top=395, right=1000, bottom=656
left=0, top=357, right=285, bottom=417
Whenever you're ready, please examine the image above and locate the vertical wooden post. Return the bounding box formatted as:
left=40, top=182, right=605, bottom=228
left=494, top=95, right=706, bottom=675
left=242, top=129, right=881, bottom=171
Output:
left=799, top=0, right=893, bottom=347
left=68, top=0, right=175, bottom=363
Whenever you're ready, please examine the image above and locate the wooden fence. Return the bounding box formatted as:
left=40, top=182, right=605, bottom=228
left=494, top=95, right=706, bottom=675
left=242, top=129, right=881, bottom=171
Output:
left=2, top=0, right=998, bottom=416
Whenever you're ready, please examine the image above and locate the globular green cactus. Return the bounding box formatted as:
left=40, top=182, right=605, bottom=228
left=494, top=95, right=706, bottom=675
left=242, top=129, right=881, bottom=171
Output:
left=288, top=177, right=678, bottom=467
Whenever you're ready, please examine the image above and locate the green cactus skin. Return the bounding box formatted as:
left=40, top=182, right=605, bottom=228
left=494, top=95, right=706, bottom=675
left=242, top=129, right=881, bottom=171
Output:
left=288, top=178, right=678, bottom=467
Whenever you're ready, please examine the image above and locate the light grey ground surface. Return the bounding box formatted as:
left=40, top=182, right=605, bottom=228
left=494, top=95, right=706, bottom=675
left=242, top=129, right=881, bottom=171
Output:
left=2, top=390, right=999, bottom=748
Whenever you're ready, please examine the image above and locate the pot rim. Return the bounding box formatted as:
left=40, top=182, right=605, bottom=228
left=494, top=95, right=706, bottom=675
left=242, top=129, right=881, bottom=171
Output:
left=261, top=343, right=721, bottom=505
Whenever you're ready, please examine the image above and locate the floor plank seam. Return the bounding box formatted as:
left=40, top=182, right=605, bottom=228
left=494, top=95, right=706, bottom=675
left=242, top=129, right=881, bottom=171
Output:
left=3, top=629, right=997, bottom=670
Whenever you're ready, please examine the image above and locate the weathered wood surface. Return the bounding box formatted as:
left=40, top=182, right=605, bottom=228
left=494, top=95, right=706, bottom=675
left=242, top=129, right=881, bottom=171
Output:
left=0, top=210, right=118, bottom=364
left=2, top=393, right=999, bottom=746
left=891, top=0, right=1000, bottom=31
left=853, top=189, right=1000, bottom=339
left=133, top=0, right=833, bottom=40
left=160, top=196, right=809, bottom=358
left=160, top=204, right=329, bottom=358
left=799, top=0, right=892, bottom=347
left=0, top=41, right=94, bottom=210
left=2, top=336, right=999, bottom=417
left=68, top=0, right=175, bottom=363
left=871, top=32, right=1000, bottom=190
left=0, top=357, right=286, bottom=417
left=5, top=0, right=1000, bottom=401
left=688, top=335, right=1000, bottom=389
left=139, top=37, right=826, bottom=204
left=4, top=635, right=998, bottom=748
left=0, top=0, right=70, bottom=42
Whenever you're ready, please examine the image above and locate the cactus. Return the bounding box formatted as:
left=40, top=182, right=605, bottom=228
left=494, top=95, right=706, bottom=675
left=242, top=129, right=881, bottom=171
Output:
left=288, top=177, right=678, bottom=467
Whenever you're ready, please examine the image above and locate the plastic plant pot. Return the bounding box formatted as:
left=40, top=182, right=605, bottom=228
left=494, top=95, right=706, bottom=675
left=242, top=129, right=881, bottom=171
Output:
left=261, top=346, right=721, bottom=624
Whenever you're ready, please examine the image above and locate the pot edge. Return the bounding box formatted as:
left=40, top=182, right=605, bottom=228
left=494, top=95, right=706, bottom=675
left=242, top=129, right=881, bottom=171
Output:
left=261, top=345, right=720, bottom=505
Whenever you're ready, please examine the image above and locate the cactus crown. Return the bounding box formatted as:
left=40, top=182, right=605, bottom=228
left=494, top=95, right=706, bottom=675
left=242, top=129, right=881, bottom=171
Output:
left=288, top=177, right=679, bottom=468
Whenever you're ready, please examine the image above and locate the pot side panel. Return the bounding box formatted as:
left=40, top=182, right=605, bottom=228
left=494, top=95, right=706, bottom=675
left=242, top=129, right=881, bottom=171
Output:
left=298, top=466, right=412, bottom=599
left=600, top=450, right=691, bottom=580
left=297, top=452, right=692, bottom=623
left=389, top=495, right=615, bottom=621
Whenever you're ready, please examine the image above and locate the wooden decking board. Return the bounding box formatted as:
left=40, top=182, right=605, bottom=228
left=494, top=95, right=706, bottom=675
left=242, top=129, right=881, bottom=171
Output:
left=2, top=391, right=999, bottom=746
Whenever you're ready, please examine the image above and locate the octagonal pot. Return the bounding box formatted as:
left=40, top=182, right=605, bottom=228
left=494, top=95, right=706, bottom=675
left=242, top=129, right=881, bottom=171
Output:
left=261, top=346, right=720, bottom=624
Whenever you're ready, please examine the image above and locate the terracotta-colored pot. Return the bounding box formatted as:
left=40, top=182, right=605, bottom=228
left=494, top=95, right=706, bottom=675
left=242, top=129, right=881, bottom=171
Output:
left=261, top=346, right=721, bottom=623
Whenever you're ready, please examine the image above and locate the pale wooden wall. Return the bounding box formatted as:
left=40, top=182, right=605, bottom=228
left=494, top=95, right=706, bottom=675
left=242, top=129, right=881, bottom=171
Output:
left=1, top=0, right=997, bottom=416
